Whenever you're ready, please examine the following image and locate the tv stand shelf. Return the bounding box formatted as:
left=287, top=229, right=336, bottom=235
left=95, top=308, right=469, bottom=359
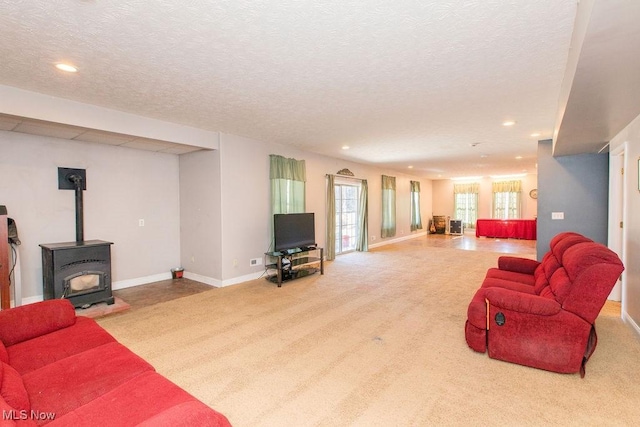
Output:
left=264, top=247, right=324, bottom=287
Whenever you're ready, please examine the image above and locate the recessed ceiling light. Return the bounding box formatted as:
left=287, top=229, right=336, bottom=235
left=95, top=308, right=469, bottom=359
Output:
left=515, top=156, right=523, bottom=160
left=408, top=165, right=413, bottom=169
left=55, top=63, right=78, bottom=73
left=530, top=132, right=541, bottom=137
left=502, top=120, right=516, bottom=127
left=341, top=145, right=349, bottom=150
left=480, top=154, right=488, bottom=158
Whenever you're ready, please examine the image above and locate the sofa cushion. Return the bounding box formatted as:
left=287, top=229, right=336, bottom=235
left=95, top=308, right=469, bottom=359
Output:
left=551, top=234, right=593, bottom=264
left=0, top=300, right=76, bottom=347
left=45, top=371, right=231, bottom=427
left=562, top=242, right=623, bottom=282
left=485, top=268, right=535, bottom=286
left=0, top=340, right=8, bottom=364
left=534, top=253, right=559, bottom=290
left=548, top=267, right=572, bottom=304
left=7, top=316, right=116, bottom=375
left=1, top=362, right=31, bottom=412
left=22, top=342, right=154, bottom=421
left=481, top=276, right=536, bottom=293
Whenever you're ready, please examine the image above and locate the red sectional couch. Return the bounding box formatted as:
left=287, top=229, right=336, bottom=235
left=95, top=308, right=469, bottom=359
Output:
left=0, top=300, right=231, bottom=426
left=465, top=232, right=624, bottom=376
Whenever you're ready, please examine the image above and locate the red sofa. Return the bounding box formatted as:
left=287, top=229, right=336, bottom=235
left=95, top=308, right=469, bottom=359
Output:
left=0, top=300, right=231, bottom=426
left=465, top=232, right=624, bottom=376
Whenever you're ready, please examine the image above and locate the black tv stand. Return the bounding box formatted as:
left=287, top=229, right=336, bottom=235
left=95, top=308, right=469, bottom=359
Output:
left=265, top=247, right=324, bottom=287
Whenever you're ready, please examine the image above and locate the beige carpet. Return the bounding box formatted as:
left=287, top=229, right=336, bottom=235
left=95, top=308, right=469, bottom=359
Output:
left=97, top=240, right=640, bottom=426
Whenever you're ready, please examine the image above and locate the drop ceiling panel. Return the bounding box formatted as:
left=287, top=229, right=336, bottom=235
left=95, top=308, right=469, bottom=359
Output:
left=13, top=120, right=85, bottom=140
left=73, top=129, right=137, bottom=146
left=122, top=138, right=177, bottom=152
left=0, top=115, right=20, bottom=130
left=0, top=112, right=205, bottom=155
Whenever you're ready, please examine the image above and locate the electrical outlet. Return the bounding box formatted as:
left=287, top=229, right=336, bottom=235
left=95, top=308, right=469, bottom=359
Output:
left=138, top=219, right=145, bottom=227
left=250, top=258, right=262, bottom=266
left=233, top=259, right=238, bottom=267
left=551, top=212, right=564, bottom=220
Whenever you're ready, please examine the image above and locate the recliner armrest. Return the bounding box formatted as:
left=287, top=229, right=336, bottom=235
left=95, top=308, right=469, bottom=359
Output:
left=497, top=256, right=540, bottom=275
left=485, top=287, right=561, bottom=316
left=0, top=299, right=77, bottom=346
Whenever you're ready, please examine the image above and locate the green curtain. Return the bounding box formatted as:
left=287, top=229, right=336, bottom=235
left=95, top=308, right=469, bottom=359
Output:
left=381, top=175, right=396, bottom=238
left=325, top=174, right=336, bottom=261
left=270, top=154, right=306, bottom=215
left=356, top=179, right=368, bottom=252
left=410, top=180, right=422, bottom=231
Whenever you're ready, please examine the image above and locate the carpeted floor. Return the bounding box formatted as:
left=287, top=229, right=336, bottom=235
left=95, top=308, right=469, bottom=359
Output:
left=97, top=240, right=640, bottom=426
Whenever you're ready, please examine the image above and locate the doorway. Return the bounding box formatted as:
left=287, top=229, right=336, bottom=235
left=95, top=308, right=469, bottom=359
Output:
left=608, top=145, right=626, bottom=308
left=334, top=183, right=360, bottom=254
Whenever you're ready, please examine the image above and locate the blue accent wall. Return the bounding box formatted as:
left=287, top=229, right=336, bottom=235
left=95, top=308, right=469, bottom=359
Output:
left=536, top=140, right=609, bottom=260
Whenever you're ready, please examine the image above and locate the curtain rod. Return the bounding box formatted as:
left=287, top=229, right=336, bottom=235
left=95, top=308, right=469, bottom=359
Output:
left=326, top=174, right=365, bottom=182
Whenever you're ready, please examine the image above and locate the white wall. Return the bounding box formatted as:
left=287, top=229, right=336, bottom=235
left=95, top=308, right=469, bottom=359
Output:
left=179, top=149, right=222, bottom=284
left=0, top=131, right=181, bottom=301
left=1, top=126, right=434, bottom=299
left=183, top=133, right=433, bottom=286
left=609, top=112, right=640, bottom=332
left=432, top=174, right=538, bottom=222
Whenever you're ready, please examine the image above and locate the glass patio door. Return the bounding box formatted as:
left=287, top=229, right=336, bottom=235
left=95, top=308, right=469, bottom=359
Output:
left=334, top=183, right=359, bottom=254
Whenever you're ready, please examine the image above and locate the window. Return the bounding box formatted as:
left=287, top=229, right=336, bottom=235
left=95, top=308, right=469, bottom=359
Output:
left=410, top=181, right=422, bottom=231
left=326, top=175, right=369, bottom=261
left=381, top=175, right=396, bottom=238
left=453, top=183, right=479, bottom=229
left=492, top=180, right=522, bottom=219
left=270, top=154, right=306, bottom=215
left=334, top=183, right=359, bottom=253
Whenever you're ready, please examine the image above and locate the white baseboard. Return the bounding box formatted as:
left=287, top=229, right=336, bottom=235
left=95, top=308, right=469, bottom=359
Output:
left=622, top=311, right=640, bottom=338
left=183, top=270, right=265, bottom=288
left=111, top=272, right=173, bottom=290
left=369, top=231, right=428, bottom=249
left=15, top=270, right=262, bottom=306
left=182, top=271, right=221, bottom=287
left=221, top=271, right=265, bottom=287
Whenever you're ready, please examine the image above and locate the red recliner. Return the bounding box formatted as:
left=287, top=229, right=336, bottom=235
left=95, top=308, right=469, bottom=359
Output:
left=465, top=232, right=624, bottom=376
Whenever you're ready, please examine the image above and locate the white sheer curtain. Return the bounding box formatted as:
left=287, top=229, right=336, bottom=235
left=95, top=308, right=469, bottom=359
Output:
left=454, top=182, right=479, bottom=228
left=492, top=180, right=522, bottom=219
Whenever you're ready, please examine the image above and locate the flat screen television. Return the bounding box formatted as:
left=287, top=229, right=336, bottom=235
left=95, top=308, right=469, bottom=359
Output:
left=274, top=213, right=316, bottom=252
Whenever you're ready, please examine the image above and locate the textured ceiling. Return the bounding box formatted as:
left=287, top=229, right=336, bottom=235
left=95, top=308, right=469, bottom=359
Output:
left=0, top=0, right=578, bottom=178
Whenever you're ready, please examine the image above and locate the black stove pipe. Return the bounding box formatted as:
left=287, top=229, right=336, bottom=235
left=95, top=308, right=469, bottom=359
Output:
left=68, top=174, right=84, bottom=242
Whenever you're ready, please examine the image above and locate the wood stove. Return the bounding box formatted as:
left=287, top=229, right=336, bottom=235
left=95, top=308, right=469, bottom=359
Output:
left=40, top=240, right=114, bottom=308
left=40, top=167, right=115, bottom=308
